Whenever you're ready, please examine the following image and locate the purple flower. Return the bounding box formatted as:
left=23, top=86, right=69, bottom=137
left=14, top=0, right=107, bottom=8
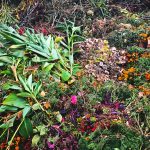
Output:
left=47, top=141, right=55, bottom=149
left=118, top=103, right=125, bottom=111
left=60, top=109, right=66, bottom=115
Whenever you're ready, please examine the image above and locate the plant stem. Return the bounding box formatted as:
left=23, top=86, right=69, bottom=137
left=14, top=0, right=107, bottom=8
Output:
left=6, top=118, right=25, bottom=150
left=11, top=65, right=18, bottom=82
left=0, top=127, right=8, bottom=139
left=32, top=95, right=50, bottom=116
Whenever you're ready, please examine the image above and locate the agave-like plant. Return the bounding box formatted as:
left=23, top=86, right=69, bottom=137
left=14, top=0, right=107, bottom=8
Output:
left=0, top=24, right=82, bottom=82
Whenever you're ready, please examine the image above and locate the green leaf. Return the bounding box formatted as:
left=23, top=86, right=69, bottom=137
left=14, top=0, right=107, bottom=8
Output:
left=19, top=118, right=33, bottom=139
left=27, top=45, right=49, bottom=58
left=32, top=103, right=40, bottom=110
left=46, top=36, right=51, bottom=48
left=18, top=75, right=30, bottom=92
left=0, top=30, right=24, bottom=44
left=17, top=92, right=32, bottom=98
left=56, top=113, right=62, bottom=123
left=23, top=106, right=31, bottom=118
left=9, top=44, right=25, bottom=49
left=12, top=50, right=25, bottom=57
left=27, top=74, right=33, bottom=91
left=51, top=48, right=59, bottom=59
left=0, top=62, right=5, bottom=66
left=34, top=81, right=42, bottom=96
left=0, top=105, right=18, bottom=113
left=42, top=63, right=55, bottom=73
left=72, top=26, right=81, bottom=33
left=32, top=55, right=49, bottom=62
left=36, top=125, right=47, bottom=136
left=32, top=134, right=40, bottom=147
left=3, top=93, right=28, bottom=108
left=2, top=83, right=22, bottom=91
left=61, top=71, right=71, bottom=81
left=0, top=70, right=12, bottom=75
left=0, top=56, right=12, bottom=64
left=0, top=117, right=16, bottom=129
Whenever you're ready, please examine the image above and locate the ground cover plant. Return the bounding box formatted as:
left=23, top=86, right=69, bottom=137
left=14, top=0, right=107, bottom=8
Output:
left=0, top=0, right=150, bottom=150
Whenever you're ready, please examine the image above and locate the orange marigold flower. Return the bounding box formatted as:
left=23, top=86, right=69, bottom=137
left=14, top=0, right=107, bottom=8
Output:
left=118, top=76, right=123, bottom=81
left=138, top=86, right=144, bottom=89
left=145, top=73, right=150, bottom=80
left=128, top=67, right=136, bottom=73
left=127, top=53, right=131, bottom=57
left=124, top=74, right=128, bottom=80
left=85, top=114, right=91, bottom=119
left=143, top=89, right=150, bottom=96
left=122, top=70, right=129, bottom=74
left=139, top=33, right=148, bottom=38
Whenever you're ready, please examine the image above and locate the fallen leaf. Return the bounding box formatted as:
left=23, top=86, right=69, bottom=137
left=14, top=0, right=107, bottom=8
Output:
left=138, top=92, right=144, bottom=98
left=128, top=84, right=134, bottom=90
left=147, top=37, right=150, bottom=48
left=17, top=110, right=23, bottom=119
left=40, top=91, right=46, bottom=97
left=44, top=102, right=51, bottom=109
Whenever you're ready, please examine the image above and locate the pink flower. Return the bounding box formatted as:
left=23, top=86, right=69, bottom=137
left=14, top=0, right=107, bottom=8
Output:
left=18, top=27, right=25, bottom=35
left=47, top=141, right=55, bottom=149
left=114, top=102, right=119, bottom=109
left=61, top=117, right=65, bottom=122
left=41, top=28, right=48, bottom=35
left=71, top=95, right=77, bottom=105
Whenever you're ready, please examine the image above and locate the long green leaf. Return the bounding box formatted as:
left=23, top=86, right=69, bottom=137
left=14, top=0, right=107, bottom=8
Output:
left=3, top=93, right=28, bottom=108
left=27, top=74, right=33, bottom=91
left=19, top=118, right=33, bottom=138
left=34, top=81, right=42, bottom=96
left=18, top=75, right=30, bottom=92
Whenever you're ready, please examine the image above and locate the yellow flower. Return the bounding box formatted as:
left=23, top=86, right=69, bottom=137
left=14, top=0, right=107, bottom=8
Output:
left=104, top=40, right=109, bottom=44
left=55, top=36, right=63, bottom=43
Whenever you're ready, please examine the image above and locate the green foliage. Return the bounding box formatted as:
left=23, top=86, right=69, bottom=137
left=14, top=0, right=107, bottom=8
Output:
left=89, top=0, right=110, bottom=18
left=56, top=20, right=84, bottom=75
left=0, top=24, right=82, bottom=82
left=108, top=29, right=139, bottom=48
left=0, top=1, right=150, bottom=149
left=19, top=118, right=33, bottom=139
left=98, top=80, right=137, bottom=104
left=79, top=125, right=143, bottom=150
left=0, top=73, right=46, bottom=147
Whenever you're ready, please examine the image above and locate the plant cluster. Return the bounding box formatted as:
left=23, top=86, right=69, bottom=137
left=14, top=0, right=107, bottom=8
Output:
left=0, top=1, right=150, bottom=150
